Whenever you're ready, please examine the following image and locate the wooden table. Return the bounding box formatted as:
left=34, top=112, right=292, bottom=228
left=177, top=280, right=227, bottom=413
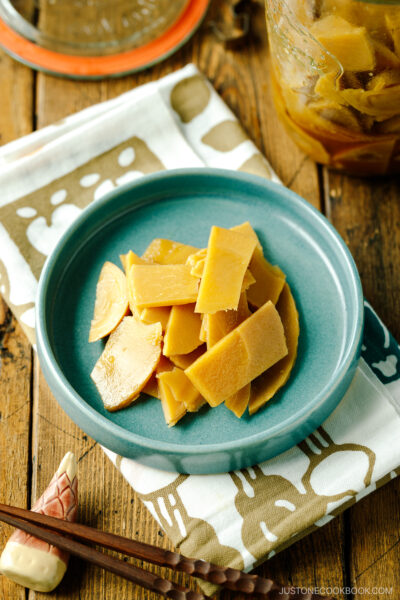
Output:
left=1, top=2, right=399, bottom=599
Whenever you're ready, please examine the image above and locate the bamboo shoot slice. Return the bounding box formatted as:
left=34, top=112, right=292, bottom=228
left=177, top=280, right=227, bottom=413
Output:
left=169, top=345, right=206, bottom=370
left=120, top=251, right=148, bottom=318
left=206, top=292, right=250, bottom=349
left=229, top=222, right=285, bottom=307
left=230, top=221, right=263, bottom=251
left=159, top=368, right=205, bottom=412
left=199, top=314, right=208, bottom=343
left=89, top=261, right=129, bottom=343
left=185, top=300, right=288, bottom=406
left=157, top=374, right=186, bottom=426
left=187, top=249, right=255, bottom=292
left=247, top=247, right=286, bottom=308
left=225, top=383, right=251, bottom=418
left=91, top=316, right=162, bottom=411
left=195, top=226, right=256, bottom=314
left=143, top=355, right=174, bottom=399
left=249, top=284, right=299, bottom=415
left=142, top=239, right=199, bottom=264
left=120, top=250, right=147, bottom=273
left=128, top=264, right=199, bottom=308
left=163, top=303, right=202, bottom=356
left=140, top=306, right=171, bottom=331
left=186, top=248, right=207, bottom=276
left=385, top=13, right=400, bottom=56
left=310, top=16, right=375, bottom=72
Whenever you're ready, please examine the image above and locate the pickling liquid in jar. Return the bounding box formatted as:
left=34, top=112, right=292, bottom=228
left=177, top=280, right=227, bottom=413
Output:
left=265, top=0, right=400, bottom=175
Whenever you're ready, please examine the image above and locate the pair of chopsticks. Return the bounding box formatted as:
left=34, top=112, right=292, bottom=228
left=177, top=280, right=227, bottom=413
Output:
left=0, top=504, right=332, bottom=599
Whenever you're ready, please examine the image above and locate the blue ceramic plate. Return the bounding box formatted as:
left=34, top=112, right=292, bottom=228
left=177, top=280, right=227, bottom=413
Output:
left=36, top=169, right=363, bottom=474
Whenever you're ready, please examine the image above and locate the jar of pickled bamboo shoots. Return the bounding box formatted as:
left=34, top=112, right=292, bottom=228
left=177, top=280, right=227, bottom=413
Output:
left=265, top=0, right=400, bottom=175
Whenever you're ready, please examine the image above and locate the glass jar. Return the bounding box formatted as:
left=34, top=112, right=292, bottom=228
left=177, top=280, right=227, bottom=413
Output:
left=265, top=0, right=400, bottom=175
left=0, top=0, right=211, bottom=78
left=0, top=0, right=189, bottom=55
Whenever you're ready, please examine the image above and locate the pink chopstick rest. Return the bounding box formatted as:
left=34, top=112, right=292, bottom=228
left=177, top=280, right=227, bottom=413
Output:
left=0, top=452, right=78, bottom=592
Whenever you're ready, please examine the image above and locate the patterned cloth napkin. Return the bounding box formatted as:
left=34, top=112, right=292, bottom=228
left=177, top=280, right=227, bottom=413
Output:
left=1, top=64, right=400, bottom=591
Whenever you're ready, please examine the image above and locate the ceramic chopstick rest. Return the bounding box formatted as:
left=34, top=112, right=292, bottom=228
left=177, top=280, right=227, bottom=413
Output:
left=0, top=452, right=78, bottom=592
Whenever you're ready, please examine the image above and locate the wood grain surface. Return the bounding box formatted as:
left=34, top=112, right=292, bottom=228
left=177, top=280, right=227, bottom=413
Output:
left=0, top=1, right=399, bottom=599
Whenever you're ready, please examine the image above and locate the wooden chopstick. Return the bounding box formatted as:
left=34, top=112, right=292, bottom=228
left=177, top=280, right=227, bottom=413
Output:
left=0, top=508, right=207, bottom=600
left=0, top=504, right=333, bottom=600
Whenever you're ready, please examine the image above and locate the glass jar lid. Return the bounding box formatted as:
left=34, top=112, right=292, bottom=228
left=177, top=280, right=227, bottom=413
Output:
left=0, top=0, right=210, bottom=78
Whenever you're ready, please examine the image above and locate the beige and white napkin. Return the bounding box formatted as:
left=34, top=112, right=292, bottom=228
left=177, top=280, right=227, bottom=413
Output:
left=0, top=64, right=399, bottom=590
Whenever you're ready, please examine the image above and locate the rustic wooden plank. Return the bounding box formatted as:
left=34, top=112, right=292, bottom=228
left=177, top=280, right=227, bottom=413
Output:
left=348, top=482, right=400, bottom=600
left=324, top=173, right=400, bottom=338
left=28, top=364, right=100, bottom=600
left=0, top=53, right=34, bottom=145
left=324, top=170, right=400, bottom=600
left=255, top=519, right=347, bottom=600
left=0, top=300, right=32, bottom=600
left=0, top=22, right=35, bottom=597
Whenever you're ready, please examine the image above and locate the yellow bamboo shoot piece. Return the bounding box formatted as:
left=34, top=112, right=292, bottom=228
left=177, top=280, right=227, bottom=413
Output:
left=169, top=345, right=206, bottom=370
left=158, top=368, right=205, bottom=412
left=310, top=16, right=375, bottom=72
left=385, top=13, right=400, bottom=56
left=128, top=264, right=199, bottom=308
left=200, top=314, right=209, bottom=343
left=314, top=72, right=347, bottom=107
left=120, top=250, right=147, bottom=273
left=341, top=86, right=400, bottom=119
left=189, top=252, right=255, bottom=293
left=310, top=100, right=363, bottom=133
left=225, top=383, right=251, bottom=418
left=230, top=221, right=263, bottom=251
left=249, top=284, right=299, bottom=415
left=373, top=40, right=400, bottom=70
left=157, top=374, right=186, bottom=426
left=247, top=247, right=286, bottom=308
left=91, top=317, right=162, bottom=411
left=190, top=257, right=206, bottom=278
left=186, top=301, right=288, bottom=407
left=142, top=239, right=199, bottom=265
left=120, top=251, right=148, bottom=318
left=140, top=307, right=171, bottom=331
left=142, top=375, right=159, bottom=398
left=376, top=115, right=400, bottom=134
left=195, top=226, right=256, bottom=314
left=206, top=292, right=250, bottom=349
left=366, top=69, right=400, bottom=92
left=187, top=221, right=261, bottom=277
left=89, top=262, right=129, bottom=343
left=199, top=315, right=208, bottom=343
left=242, top=270, right=256, bottom=291
left=143, top=355, right=174, bottom=399
left=163, top=304, right=202, bottom=356
left=186, top=248, right=207, bottom=276
left=228, top=221, right=285, bottom=307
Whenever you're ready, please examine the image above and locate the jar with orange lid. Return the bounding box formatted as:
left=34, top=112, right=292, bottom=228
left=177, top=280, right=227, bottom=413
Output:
left=265, top=0, right=400, bottom=175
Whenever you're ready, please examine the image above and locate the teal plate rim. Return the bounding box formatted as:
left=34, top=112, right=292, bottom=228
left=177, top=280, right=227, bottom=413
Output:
left=36, top=168, right=364, bottom=472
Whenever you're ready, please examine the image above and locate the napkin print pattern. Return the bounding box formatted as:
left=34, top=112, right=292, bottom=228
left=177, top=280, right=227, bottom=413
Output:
left=106, top=308, right=400, bottom=583
left=0, top=65, right=275, bottom=346
left=0, top=136, right=165, bottom=340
